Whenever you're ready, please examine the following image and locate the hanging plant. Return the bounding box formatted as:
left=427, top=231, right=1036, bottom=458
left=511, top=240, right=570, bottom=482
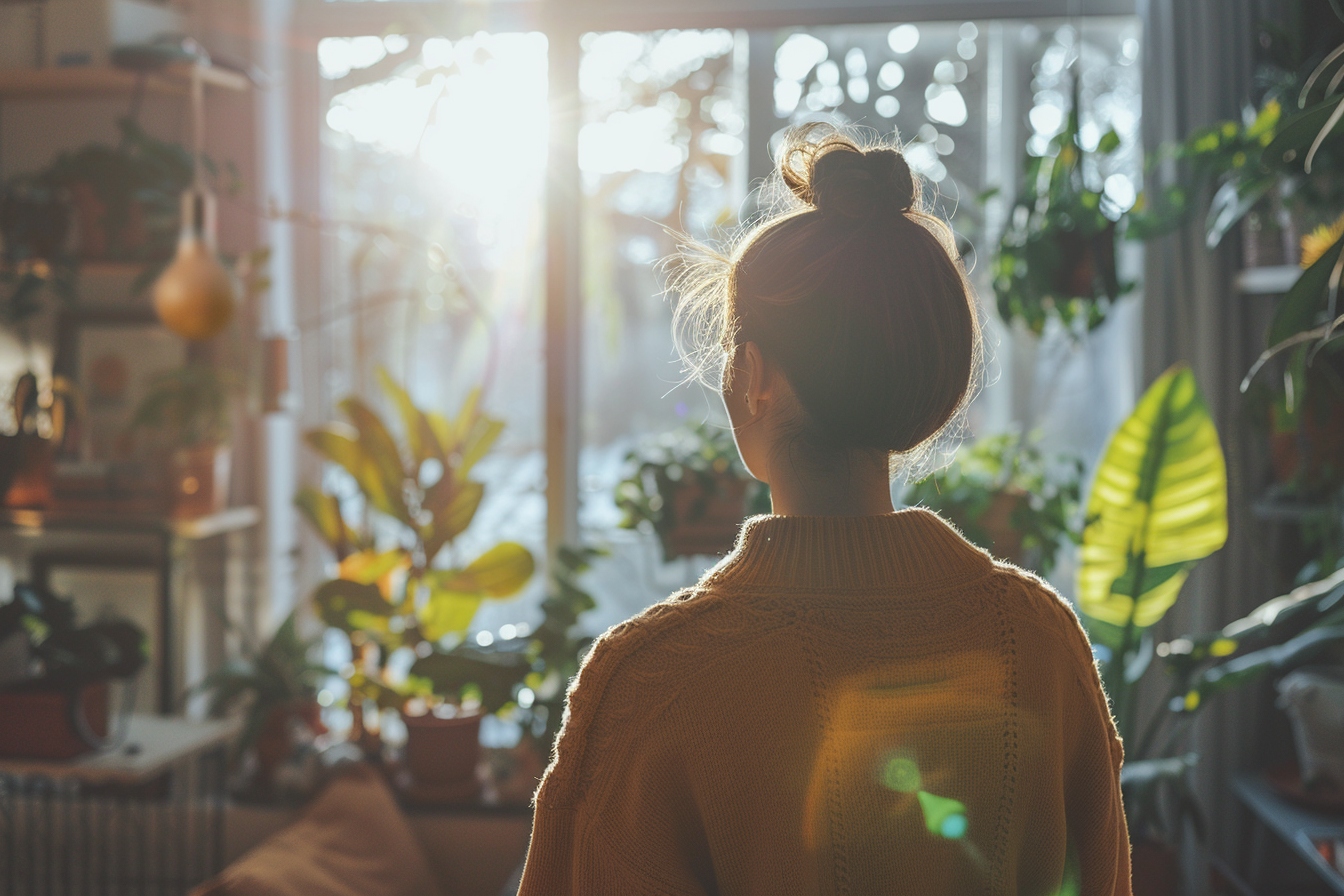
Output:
left=992, top=75, right=1133, bottom=337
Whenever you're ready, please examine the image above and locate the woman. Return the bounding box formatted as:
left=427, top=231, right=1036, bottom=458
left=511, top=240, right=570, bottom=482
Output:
left=518, top=126, right=1130, bottom=896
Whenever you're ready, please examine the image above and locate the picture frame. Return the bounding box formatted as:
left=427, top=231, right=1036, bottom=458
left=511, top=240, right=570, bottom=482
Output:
left=30, top=550, right=169, bottom=714
left=53, top=308, right=186, bottom=465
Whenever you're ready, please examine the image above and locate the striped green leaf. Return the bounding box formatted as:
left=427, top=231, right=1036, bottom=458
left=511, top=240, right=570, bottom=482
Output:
left=1079, top=364, right=1228, bottom=647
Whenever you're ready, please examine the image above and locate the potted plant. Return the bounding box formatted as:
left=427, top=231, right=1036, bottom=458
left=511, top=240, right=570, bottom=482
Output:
left=902, top=433, right=1082, bottom=576
left=615, top=422, right=770, bottom=560
left=992, top=75, right=1133, bottom=338
left=2, top=371, right=78, bottom=508
left=297, top=368, right=534, bottom=801
left=0, top=582, right=145, bottom=760
left=194, top=611, right=333, bottom=798
left=409, top=542, right=603, bottom=801
left=131, top=362, right=237, bottom=519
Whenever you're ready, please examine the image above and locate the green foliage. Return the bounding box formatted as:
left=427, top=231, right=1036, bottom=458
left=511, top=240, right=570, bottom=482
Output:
left=411, top=544, right=603, bottom=749
left=992, top=81, right=1131, bottom=336
left=194, top=612, right=333, bottom=763
left=615, top=422, right=770, bottom=550
left=1079, top=366, right=1229, bottom=663
left=297, top=369, right=535, bottom=710
left=132, top=363, right=237, bottom=448
left=902, top=433, right=1083, bottom=576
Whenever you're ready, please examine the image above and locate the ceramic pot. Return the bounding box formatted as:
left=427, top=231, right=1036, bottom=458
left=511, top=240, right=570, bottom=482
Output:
left=0, top=680, right=108, bottom=760
left=2, top=434, right=54, bottom=508
left=1277, top=668, right=1344, bottom=789
left=168, top=443, right=230, bottom=519
left=1130, top=837, right=1181, bottom=896
left=661, top=474, right=749, bottom=560
left=402, top=710, right=481, bottom=801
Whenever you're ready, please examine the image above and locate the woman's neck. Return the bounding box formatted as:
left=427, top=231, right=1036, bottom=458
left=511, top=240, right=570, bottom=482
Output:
left=764, top=447, right=895, bottom=517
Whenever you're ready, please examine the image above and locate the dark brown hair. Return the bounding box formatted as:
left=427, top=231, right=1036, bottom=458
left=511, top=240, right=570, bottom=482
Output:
left=671, top=124, right=979, bottom=459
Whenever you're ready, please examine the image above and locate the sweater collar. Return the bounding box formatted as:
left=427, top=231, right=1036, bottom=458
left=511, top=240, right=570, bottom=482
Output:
left=704, top=507, right=994, bottom=591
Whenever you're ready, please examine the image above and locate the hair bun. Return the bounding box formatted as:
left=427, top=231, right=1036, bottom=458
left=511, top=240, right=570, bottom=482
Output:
left=782, top=128, right=917, bottom=221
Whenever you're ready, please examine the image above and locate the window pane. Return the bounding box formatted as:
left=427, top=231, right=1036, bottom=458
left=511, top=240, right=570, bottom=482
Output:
left=578, top=17, right=1141, bottom=608
left=313, top=32, right=550, bottom=631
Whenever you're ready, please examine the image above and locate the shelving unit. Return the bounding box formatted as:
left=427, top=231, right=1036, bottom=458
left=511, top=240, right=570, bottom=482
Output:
left=0, top=62, right=249, bottom=100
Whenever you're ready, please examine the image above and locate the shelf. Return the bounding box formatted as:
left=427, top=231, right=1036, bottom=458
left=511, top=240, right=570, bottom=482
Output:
left=0, top=63, right=249, bottom=100
left=0, top=715, right=239, bottom=784
left=0, top=504, right=260, bottom=540
left=1237, top=265, right=1301, bottom=296
left=1252, top=494, right=1340, bottom=523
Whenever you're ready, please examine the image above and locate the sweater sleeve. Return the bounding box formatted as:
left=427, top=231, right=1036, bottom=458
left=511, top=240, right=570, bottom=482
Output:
left=517, top=613, right=714, bottom=896
left=1046, top=591, right=1133, bottom=896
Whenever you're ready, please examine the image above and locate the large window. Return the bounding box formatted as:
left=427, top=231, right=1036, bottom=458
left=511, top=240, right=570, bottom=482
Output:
left=305, top=13, right=1142, bottom=639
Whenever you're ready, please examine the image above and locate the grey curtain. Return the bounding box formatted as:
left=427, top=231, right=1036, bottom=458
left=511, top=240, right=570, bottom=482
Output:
left=1139, top=0, right=1294, bottom=866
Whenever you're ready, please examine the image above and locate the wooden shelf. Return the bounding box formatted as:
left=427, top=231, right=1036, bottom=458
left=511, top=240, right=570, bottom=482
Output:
left=0, top=63, right=249, bottom=100
left=1237, top=265, right=1301, bottom=296
left=0, top=504, right=260, bottom=540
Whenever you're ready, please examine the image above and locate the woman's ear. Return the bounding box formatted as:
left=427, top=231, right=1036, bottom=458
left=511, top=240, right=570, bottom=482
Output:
left=741, top=341, right=771, bottom=417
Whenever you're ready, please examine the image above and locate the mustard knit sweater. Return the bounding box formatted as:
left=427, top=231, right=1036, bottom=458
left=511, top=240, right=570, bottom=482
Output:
left=518, top=510, right=1131, bottom=895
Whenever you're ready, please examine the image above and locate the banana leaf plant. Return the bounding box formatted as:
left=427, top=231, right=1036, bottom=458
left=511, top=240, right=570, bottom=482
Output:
left=296, top=368, right=534, bottom=720
left=1077, top=364, right=1228, bottom=840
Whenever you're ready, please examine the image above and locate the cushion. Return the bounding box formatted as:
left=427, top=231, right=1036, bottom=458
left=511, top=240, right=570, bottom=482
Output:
left=192, top=764, right=445, bottom=896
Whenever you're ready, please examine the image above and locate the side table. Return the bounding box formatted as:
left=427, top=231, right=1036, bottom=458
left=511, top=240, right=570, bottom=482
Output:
left=0, top=714, right=238, bottom=896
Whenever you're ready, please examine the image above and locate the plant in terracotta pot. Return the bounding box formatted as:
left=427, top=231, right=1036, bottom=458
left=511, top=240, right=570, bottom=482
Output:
left=131, top=362, right=237, bottom=518
left=297, top=369, right=534, bottom=802
left=195, top=611, right=333, bottom=798
left=1, top=371, right=78, bottom=508
left=0, top=582, right=145, bottom=760
left=410, top=543, right=604, bottom=803
left=902, top=432, right=1082, bottom=576
left=616, top=422, right=770, bottom=560
left=991, top=75, right=1134, bottom=338
left=1074, top=365, right=1231, bottom=892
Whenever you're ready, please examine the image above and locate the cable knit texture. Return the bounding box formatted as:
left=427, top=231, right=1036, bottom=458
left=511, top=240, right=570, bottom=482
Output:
left=517, top=509, right=1131, bottom=895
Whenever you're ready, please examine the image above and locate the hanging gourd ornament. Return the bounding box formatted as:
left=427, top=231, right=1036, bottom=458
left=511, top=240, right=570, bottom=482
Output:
left=153, top=188, right=236, bottom=341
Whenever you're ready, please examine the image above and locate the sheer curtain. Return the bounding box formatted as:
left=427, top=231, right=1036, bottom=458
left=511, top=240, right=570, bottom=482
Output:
left=1139, top=0, right=1291, bottom=863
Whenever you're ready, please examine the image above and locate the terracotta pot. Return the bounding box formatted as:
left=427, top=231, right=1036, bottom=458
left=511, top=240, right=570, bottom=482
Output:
left=2, top=434, right=54, bottom=508
left=0, top=680, right=109, bottom=760
left=978, top=489, right=1028, bottom=566
left=1269, top=387, right=1344, bottom=488
left=1130, top=837, right=1181, bottom=896
left=1054, top=223, right=1118, bottom=299
left=661, top=475, right=749, bottom=559
left=168, top=443, right=230, bottom=519
left=254, top=699, right=327, bottom=786
left=402, top=711, right=481, bottom=798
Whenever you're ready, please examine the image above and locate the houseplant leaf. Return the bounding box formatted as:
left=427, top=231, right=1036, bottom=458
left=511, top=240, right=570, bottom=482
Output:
left=294, top=486, right=357, bottom=557
left=376, top=367, right=438, bottom=468
left=418, top=589, right=482, bottom=641
left=425, top=542, right=535, bottom=599
left=1204, top=176, right=1275, bottom=249
left=304, top=424, right=395, bottom=516
left=1268, top=234, right=1342, bottom=347
left=337, top=548, right=408, bottom=588
left=422, top=480, right=485, bottom=563
left=313, top=578, right=392, bottom=633
left=339, top=397, right=411, bottom=522
left=1079, top=364, right=1228, bottom=648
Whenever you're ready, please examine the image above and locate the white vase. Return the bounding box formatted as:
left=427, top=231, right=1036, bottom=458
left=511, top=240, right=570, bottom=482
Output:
left=1277, top=668, right=1344, bottom=788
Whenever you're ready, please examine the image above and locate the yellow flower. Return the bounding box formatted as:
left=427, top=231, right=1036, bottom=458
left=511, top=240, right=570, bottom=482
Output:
left=1301, top=213, right=1344, bottom=268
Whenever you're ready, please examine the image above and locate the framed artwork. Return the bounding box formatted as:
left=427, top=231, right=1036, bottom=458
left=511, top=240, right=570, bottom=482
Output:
left=31, top=551, right=168, bottom=715
left=54, top=308, right=186, bottom=463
